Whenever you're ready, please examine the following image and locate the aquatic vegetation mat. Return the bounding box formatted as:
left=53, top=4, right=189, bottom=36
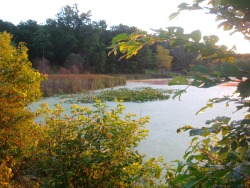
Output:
left=62, top=87, right=179, bottom=103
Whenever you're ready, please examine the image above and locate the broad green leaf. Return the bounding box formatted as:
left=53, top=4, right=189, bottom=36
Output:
left=189, top=129, right=204, bottom=136
left=203, top=35, right=219, bottom=45
left=239, top=138, right=248, bottom=149
left=218, top=137, right=230, bottom=145
left=223, top=23, right=233, bottom=31
left=231, top=141, right=238, bottom=151
left=178, top=3, right=188, bottom=9
left=189, top=30, right=201, bottom=43
left=191, top=65, right=210, bottom=74
left=214, top=169, right=229, bottom=179
left=216, top=63, right=242, bottom=78
left=218, top=146, right=229, bottom=160
left=203, top=179, right=214, bottom=188
left=241, top=119, right=250, bottom=125
left=212, top=123, right=223, bottom=129
left=184, top=176, right=204, bottom=188
left=169, top=38, right=188, bottom=47
left=237, top=79, right=250, bottom=99
left=176, top=161, right=184, bottom=173
left=129, top=32, right=146, bottom=40
left=203, top=138, right=211, bottom=146
left=111, top=33, right=129, bottom=43
left=168, top=76, right=189, bottom=85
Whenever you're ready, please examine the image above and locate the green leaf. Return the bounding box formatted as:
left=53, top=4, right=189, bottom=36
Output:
left=191, top=65, right=209, bottom=74
left=218, top=146, right=229, bottom=160
left=223, top=23, right=233, bottom=31
left=203, top=35, right=219, bottom=45
left=190, top=129, right=204, bottom=136
left=169, top=12, right=180, bottom=20
left=111, top=33, right=129, bottom=43
left=237, top=79, right=250, bottom=99
left=169, top=38, right=188, bottom=47
left=129, top=32, right=146, bottom=40
left=214, top=169, right=229, bottom=179
left=189, top=30, right=201, bottom=43
left=241, top=119, right=250, bottom=125
left=217, top=63, right=242, bottom=78
left=178, top=3, right=188, bottom=9
left=168, top=76, right=189, bottom=85
left=231, top=141, right=238, bottom=151
left=196, top=106, right=208, bottom=115
left=239, top=138, right=248, bottom=149
left=212, top=123, right=223, bottom=129
left=203, top=179, right=214, bottom=188
left=184, top=176, right=204, bottom=188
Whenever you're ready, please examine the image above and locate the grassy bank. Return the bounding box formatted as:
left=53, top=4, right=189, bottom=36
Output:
left=41, top=74, right=126, bottom=97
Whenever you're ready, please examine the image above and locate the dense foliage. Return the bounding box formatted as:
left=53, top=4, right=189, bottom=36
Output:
left=35, top=101, right=166, bottom=187
left=0, top=32, right=167, bottom=187
left=1, top=0, right=250, bottom=187
left=109, top=0, right=250, bottom=187
left=0, top=4, right=199, bottom=74
left=0, top=32, right=44, bottom=187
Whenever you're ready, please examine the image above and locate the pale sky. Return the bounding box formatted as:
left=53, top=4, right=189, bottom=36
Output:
left=0, top=0, right=249, bottom=53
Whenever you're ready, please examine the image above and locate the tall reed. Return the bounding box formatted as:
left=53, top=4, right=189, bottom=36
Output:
left=41, top=74, right=126, bottom=97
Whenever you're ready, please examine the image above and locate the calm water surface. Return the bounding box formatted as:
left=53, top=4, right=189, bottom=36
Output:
left=31, top=79, right=244, bottom=162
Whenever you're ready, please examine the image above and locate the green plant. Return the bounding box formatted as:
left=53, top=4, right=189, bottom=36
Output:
left=64, top=87, right=178, bottom=103
left=108, top=0, right=250, bottom=187
left=0, top=32, right=44, bottom=187
left=36, top=100, right=166, bottom=187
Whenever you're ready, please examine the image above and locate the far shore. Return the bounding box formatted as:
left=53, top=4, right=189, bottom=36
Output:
left=127, top=78, right=238, bottom=87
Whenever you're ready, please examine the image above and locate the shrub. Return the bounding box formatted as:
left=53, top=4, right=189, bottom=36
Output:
left=35, top=100, right=166, bottom=187
left=0, top=32, right=43, bottom=186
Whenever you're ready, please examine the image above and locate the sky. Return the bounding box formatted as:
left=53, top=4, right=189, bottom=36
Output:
left=0, top=0, right=249, bottom=53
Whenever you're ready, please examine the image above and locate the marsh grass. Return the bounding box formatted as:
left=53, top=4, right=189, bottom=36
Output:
left=41, top=74, right=126, bottom=96
left=63, top=87, right=179, bottom=103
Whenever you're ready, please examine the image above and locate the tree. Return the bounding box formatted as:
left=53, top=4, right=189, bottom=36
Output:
left=0, top=31, right=166, bottom=187
left=15, top=20, right=40, bottom=60
left=0, top=32, right=43, bottom=186
left=109, top=0, right=250, bottom=187
left=170, top=45, right=198, bottom=72
left=156, top=45, right=173, bottom=71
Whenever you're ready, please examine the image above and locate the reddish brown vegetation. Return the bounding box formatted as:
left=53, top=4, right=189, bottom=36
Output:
left=41, top=74, right=126, bottom=96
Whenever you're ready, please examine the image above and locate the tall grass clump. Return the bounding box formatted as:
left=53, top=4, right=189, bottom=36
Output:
left=41, top=74, right=126, bottom=97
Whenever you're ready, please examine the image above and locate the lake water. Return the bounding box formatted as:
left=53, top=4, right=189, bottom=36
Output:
left=31, top=79, right=245, bottom=163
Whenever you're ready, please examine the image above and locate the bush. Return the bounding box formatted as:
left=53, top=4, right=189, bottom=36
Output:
left=35, top=100, right=165, bottom=187
left=0, top=32, right=43, bottom=186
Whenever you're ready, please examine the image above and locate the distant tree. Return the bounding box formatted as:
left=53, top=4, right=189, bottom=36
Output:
left=156, top=45, right=173, bottom=71
left=32, top=26, right=53, bottom=61
left=15, top=20, right=39, bottom=60
left=0, top=20, right=16, bottom=36
left=135, top=44, right=156, bottom=73
left=170, top=46, right=198, bottom=72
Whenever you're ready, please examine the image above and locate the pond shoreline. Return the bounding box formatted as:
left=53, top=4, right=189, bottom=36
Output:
left=31, top=79, right=241, bottom=163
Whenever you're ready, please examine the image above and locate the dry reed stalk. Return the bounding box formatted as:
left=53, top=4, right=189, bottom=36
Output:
left=41, top=74, right=126, bottom=97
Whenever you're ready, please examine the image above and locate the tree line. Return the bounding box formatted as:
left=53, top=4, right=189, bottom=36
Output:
left=0, top=4, right=198, bottom=74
